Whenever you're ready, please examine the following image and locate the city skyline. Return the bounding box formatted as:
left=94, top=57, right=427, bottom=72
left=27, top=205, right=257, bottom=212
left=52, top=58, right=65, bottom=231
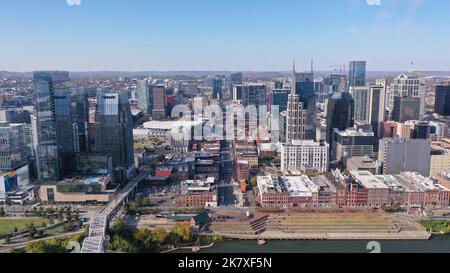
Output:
left=1, top=0, right=450, bottom=72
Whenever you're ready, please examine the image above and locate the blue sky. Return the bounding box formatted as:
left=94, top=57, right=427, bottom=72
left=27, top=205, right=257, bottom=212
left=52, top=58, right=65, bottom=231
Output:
left=1, top=0, right=449, bottom=71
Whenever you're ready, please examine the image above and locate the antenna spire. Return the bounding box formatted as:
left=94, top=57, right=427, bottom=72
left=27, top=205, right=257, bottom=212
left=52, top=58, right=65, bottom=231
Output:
left=291, top=58, right=296, bottom=95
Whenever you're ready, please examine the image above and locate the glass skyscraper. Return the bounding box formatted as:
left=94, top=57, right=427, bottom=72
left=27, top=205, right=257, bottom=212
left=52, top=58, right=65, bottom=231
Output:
left=93, top=92, right=134, bottom=180
left=271, top=89, right=289, bottom=113
left=435, top=84, right=450, bottom=116
left=349, top=61, right=366, bottom=87
left=54, top=89, right=90, bottom=176
left=137, top=80, right=151, bottom=115
left=326, top=92, right=355, bottom=147
left=34, top=71, right=69, bottom=183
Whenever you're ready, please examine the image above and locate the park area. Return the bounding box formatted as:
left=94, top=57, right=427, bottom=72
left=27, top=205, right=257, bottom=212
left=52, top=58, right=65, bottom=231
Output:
left=0, top=218, right=49, bottom=235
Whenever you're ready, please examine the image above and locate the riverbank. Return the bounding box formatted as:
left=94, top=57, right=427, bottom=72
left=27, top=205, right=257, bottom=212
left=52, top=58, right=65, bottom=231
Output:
left=173, top=234, right=450, bottom=253
left=160, top=243, right=215, bottom=253
left=212, top=230, right=431, bottom=241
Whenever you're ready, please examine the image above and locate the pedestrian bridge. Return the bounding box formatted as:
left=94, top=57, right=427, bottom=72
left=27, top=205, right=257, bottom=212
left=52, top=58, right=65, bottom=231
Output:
left=80, top=173, right=148, bottom=253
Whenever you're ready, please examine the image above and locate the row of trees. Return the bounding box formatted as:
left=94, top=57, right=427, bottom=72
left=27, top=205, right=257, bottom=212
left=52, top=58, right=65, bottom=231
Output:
left=108, top=220, right=192, bottom=253
left=29, top=206, right=80, bottom=222
left=10, top=227, right=89, bottom=253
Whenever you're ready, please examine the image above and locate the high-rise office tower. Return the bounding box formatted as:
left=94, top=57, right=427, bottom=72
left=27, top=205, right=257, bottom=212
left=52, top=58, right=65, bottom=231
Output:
left=54, top=90, right=90, bottom=175
left=232, top=85, right=243, bottom=101
left=34, top=71, right=69, bottom=183
left=392, top=96, right=421, bottom=122
left=93, top=92, right=134, bottom=180
left=378, top=138, right=431, bottom=177
left=332, top=128, right=375, bottom=162
left=207, top=76, right=224, bottom=100
left=55, top=90, right=89, bottom=153
left=227, top=73, right=243, bottom=101
left=230, top=72, right=243, bottom=85
left=368, top=85, right=386, bottom=138
left=294, top=60, right=317, bottom=140
left=376, top=79, right=391, bottom=110
left=136, top=80, right=152, bottom=115
left=392, top=72, right=426, bottom=117
left=315, top=73, right=344, bottom=104
left=349, top=86, right=370, bottom=123
left=435, top=84, right=450, bottom=116
left=151, top=85, right=166, bottom=119
left=242, top=84, right=267, bottom=110
left=70, top=90, right=90, bottom=153
left=271, top=89, right=290, bottom=113
left=326, top=92, right=355, bottom=147
left=54, top=91, right=78, bottom=176
left=349, top=61, right=366, bottom=87
left=233, top=84, right=267, bottom=108
left=349, top=85, right=386, bottom=137
left=0, top=122, right=28, bottom=172
left=286, top=61, right=307, bottom=143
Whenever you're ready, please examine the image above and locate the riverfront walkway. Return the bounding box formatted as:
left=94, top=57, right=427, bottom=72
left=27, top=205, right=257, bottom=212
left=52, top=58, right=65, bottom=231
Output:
left=214, top=230, right=431, bottom=241
left=210, top=212, right=431, bottom=241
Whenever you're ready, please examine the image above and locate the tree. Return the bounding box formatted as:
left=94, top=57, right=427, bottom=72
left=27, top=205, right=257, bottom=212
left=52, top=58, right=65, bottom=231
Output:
left=74, top=209, right=80, bottom=221
left=65, top=210, right=72, bottom=222
left=151, top=228, right=167, bottom=246
left=13, top=227, right=18, bottom=233
left=29, top=227, right=37, bottom=239
left=26, top=222, right=35, bottom=230
left=41, top=222, right=47, bottom=228
left=0, top=206, right=5, bottom=217
left=113, top=220, right=128, bottom=237
left=26, top=239, right=66, bottom=253
left=249, top=177, right=258, bottom=187
left=37, top=229, right=44, bottom=237
left=171, top=222, right=191, bottom=242
left=4, top=235, right=10, bottom=244
left=57, top=208, right=64, bottom=221
left=108, top=235, right=135, bottom=253
left=133, top=228, right=153, bottom=250
left=63, top=221, right=74, bottom=232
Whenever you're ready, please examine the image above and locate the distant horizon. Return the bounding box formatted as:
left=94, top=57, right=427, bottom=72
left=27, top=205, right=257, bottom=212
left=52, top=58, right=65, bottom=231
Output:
left=3, top=69, right=450, bottom=74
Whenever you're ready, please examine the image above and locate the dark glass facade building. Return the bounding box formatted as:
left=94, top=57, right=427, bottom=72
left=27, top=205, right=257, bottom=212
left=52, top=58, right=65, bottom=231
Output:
left=326, top=92, right=355, bottom=146
left=34, top=71, right=69, bottom=183
left=392, top=96, right=421, bottom=122
left=93, top=92, right=134, bottom=179
left=435, top=84, right=450, bottom=116
left=271, top=89, right=289, bottom=113
left=349, top=61, right=366, bottom=87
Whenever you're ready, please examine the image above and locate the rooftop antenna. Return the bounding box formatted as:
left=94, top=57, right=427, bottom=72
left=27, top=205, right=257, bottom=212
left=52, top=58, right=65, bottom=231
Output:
left=291, top=58, right=296, bottom=95
left=410, top=61, right=415, bottom=73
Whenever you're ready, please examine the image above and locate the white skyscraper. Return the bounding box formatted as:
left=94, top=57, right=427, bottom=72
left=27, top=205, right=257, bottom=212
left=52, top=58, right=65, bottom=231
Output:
left=391, top=72, right=426, bottom=117
left=285, top=60, right=306, bottom=143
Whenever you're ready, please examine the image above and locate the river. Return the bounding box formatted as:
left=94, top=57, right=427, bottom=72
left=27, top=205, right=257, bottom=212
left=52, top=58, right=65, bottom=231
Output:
left=175, top=235, right=450, bottom=253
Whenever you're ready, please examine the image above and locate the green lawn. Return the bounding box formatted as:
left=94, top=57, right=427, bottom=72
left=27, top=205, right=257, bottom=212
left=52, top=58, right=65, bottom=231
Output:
left=420, top=220, right=450, bottom=234
left=0, top=218, right=49, bottom=235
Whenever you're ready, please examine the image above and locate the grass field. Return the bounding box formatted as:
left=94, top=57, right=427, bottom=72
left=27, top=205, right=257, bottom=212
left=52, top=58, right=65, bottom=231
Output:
left=0, top=218, right=49, bottom=235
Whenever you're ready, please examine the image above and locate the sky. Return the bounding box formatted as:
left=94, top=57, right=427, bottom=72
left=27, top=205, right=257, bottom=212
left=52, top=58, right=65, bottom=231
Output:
left=1, top=0, right=449, bottom=72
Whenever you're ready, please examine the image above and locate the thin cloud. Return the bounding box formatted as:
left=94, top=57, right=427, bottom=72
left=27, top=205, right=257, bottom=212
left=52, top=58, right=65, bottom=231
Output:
left=366, top=0, right=382, bottom=6
left=66, top=0, right=81, bottom=6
